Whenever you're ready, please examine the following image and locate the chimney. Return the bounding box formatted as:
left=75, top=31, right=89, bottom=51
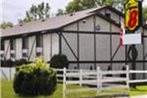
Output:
left=19, top=20, right=23, bottom=26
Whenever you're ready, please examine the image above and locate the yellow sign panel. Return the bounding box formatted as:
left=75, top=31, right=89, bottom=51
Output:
left=125, top=0, right=139, bottom=32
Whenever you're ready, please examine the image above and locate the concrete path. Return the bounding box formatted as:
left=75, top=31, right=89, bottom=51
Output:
left=130, top=95, right=147, bottom=98
left=119, top=95, right=147, bottom=98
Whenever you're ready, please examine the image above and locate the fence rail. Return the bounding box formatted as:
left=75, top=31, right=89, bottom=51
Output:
left=60, top=66, right=129, bottom=98
left=1, top=66, right=147, bottom=98
left=0, top=67, right=15, bottom=80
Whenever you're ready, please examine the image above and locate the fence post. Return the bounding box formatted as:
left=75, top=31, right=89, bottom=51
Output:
left=10, top=68, right=11, bottom=81
left=99, top=67, right=102, bottom=92
left=96, top=66, right=101, bottom=94
left=63, top=67, right=66, bottom=98
left=126, top=65, right=130, bottom=89
left=79, top=69, right=83, bottom=86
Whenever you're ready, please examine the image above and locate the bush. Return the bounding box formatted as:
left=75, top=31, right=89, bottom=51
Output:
left=1, top=59, right=14, bottom=67
left=50, top=54, right=68, bottom=69
left=13, top=58, right=57, bottom=96
left=14, top=59, right=28, bottom=66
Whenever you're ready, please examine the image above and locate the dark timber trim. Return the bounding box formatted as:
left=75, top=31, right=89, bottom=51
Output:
left=144, top=53, right=147, bottom=60
left=68, top=60, right=147, bottom=64
left=110, top=21, right=112, bottom=69
left=50, top=33, right=52, bottom=58
left=59, top=32, right=62, bottom=55
left=125, top=45, right=128, bottom=65
left=143, top=35, right=145, bottom=79
left=93, top=15, right=97, bottom=69
left=77, top=22, right=80, bottom=69
left=111, top=45, right=120, bottom=60
left=62, top=30, right=120, bottom=35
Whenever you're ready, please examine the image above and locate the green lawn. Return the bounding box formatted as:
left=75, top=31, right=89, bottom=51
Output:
left=1, top=79, right=96, bottom=98
left=129, top=86, right=147, bottom=96
left=1, top=79, right=147, bottom=98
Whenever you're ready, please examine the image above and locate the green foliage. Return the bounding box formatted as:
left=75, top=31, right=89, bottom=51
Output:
left=14, top=59, right=28, bottom=66
left=66, top=0, right=96, bottom=13
left=65, top=0, right=125, bottom=13
left=0, top=22, right=13, bottom=29
left=56, top=9, right=65, bottom=16
left=1, top=59, right=29, bottom=67
left=13, top=58, right=57, bottom=96
left=143, top=7, right=147, bottom=21
left=20, top=2, right=50, bottom=23
left=50, top=54, right=68, bottom=69
left=1, top=59, right=14, bottom=67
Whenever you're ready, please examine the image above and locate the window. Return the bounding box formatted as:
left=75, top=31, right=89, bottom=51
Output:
left=10, top=39, right=15, bottom=50
left=36, top=35, right=43, bottom=47
left=10, top=53, right=15, bottom=58
left=22, top=53, right=28, bottom=57
left=1, top=40, right=4, bottom=50
left=22, top=37, right=28, bottom=49
left=36, top=52, right=42, bottom=57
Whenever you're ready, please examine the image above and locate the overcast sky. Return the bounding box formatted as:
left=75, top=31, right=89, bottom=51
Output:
left=0, top=0, right=147, bottom=25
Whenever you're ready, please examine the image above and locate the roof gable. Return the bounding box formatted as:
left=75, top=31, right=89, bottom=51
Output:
left=1, top=6, right=126, bottom=38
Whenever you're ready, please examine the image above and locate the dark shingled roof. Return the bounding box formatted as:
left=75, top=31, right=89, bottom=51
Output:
left=1, top=7, right=103, bottom=37
left=2, top=6, right=145, bottom=38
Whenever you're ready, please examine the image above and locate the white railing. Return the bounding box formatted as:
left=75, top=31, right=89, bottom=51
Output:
left=0, top=67, right=16, bottom=80
left=129, top=70, right=147, bottom=83
left=59, top=66, right=129, bottom=98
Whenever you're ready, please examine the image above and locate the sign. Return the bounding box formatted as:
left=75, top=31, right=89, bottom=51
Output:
left=125, top=0, right=142, bottom=33
left=123, top=0, right=142, bottom=45
left=123, top=33, right=141, bottom=45
left=119, top=22, right=125, bottom=46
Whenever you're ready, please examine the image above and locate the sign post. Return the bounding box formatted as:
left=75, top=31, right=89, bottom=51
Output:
left=124, top=0, right=143, bottom=88
left=123, top=0, right=142, bottom=45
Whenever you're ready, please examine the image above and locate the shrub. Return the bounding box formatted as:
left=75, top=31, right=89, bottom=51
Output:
left=13, top=58, right=57, bottom=96
left=1, top=59, right=14, bottom=67
left=14, top=59, right=28, bottom=66
left=50, top=54, right=68, bottom=69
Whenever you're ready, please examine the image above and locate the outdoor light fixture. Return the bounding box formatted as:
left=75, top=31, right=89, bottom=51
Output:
left=82, top=20, right=86, bottom=23
left=95, top=24, right=101, bottom=31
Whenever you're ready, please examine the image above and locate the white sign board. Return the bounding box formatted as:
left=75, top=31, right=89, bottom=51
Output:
left=123, top=33, right=142, bottom=45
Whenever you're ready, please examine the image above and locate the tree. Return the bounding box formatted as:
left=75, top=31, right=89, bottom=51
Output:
left=65, top=0, right=125, bottom=13
left=20, top=2, right=50, bottom=23
left=56, top=9, right=65, bottom=16
left=143, top=7, right=147, bottom=21
left=66, top=0, right=96, bottom=13
left=0, top=22, right=13, bottom=29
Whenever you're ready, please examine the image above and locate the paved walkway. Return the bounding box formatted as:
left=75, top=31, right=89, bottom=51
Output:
left=130, top=95, right=147, bottom=98
left=118, top=95, right=147, bottom=98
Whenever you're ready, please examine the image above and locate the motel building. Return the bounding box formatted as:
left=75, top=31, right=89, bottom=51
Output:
left=1, top=6, right=147, bottom=82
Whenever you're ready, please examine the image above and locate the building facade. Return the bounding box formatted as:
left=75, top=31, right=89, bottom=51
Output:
left=1, top=6, right=147, bottom=80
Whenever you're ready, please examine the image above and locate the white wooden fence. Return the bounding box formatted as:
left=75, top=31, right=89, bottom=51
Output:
left=0, top=67, right=16, bottom=80
left=129, top=70, right=147, bottom=83
left=1, top=66, right=147, bottom=98
left=56, top=66, right=130, bottom=98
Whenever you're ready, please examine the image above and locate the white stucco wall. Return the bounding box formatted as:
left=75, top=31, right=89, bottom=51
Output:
left=79, top=17, right=94, bottom=31
left=15, top=38, right=22, bottom=60
left=64, top=23, right=77, bottom=31
left=28, top=36, right=36, bottom=61
left=112, top=24, right=120, bottom=32
left=96, top=16, right=110, bottom=32
left=43, top=34, right=51, bottom=61
left=4, top=40, right=10, bottom=59
left=79, top=34, right=94, bottom=60
left=52, top=34, right=59, bottom=56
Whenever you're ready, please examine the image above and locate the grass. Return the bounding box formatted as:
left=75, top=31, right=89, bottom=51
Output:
left=1, top=79, right=96, bottom=98
left=1, top=79, right=147, bottom=98
left=129, top=86, right=147, bottom=96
